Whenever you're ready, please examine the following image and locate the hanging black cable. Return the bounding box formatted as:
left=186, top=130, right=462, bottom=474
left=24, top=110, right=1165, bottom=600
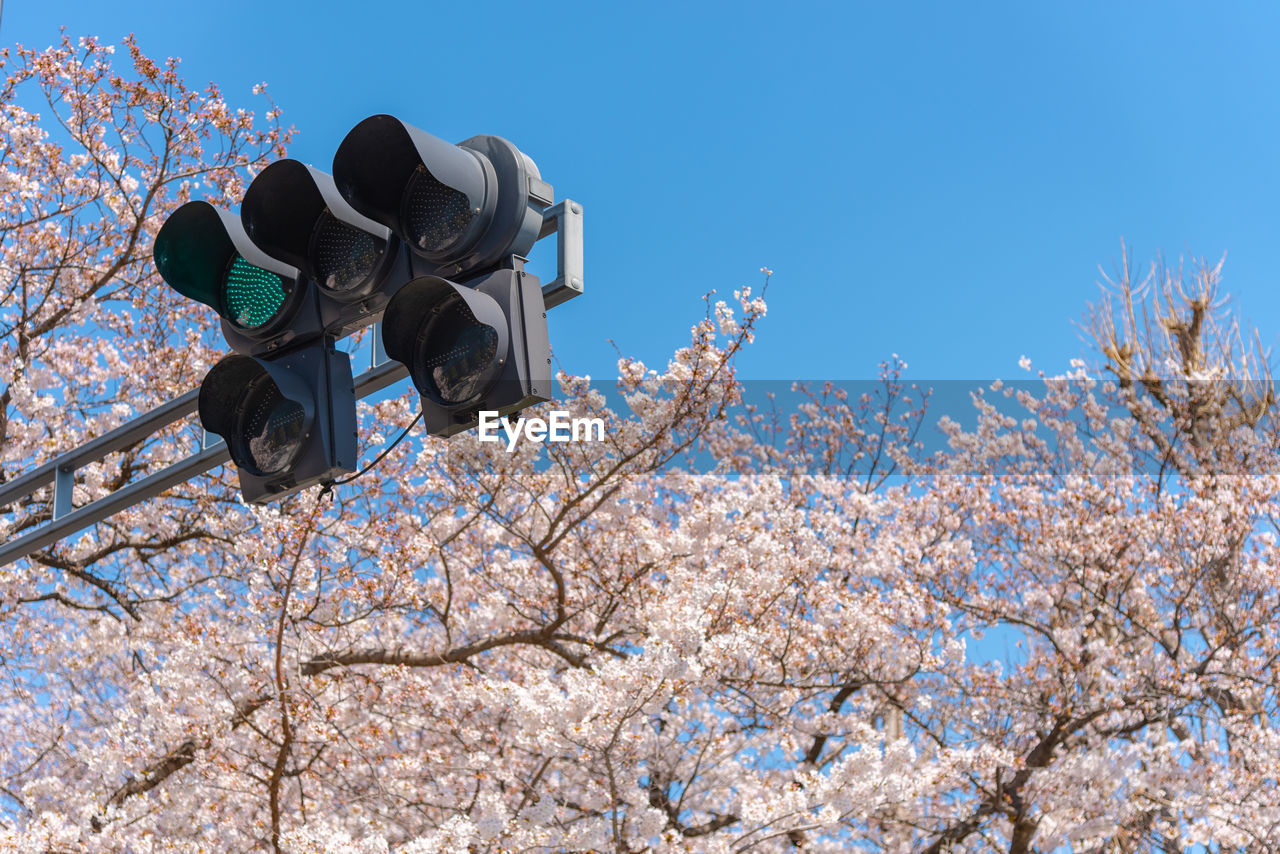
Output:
left=318, top=410, right=424, bottom=502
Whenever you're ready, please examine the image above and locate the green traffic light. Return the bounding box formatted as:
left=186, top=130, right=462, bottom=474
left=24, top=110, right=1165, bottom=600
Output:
left=155, top=201, right=296, bottom=332
left=223, top=256, right=286, bottom=329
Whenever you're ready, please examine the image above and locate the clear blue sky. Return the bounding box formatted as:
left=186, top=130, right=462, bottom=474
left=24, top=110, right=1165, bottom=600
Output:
left=6, top=1, right=1280, bottom=383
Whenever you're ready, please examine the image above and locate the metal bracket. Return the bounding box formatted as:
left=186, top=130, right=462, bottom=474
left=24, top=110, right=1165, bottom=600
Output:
left=536, top=199, right=584, bottom=308
left=52, top=465, right=74, bottom=521
left=369, top=319, right=395, bottom=372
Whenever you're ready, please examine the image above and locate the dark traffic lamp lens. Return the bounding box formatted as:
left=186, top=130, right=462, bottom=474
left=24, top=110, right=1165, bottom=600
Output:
left=402, top=165, right=473, bottom=255
left=223, top=256, right=289, bottom=329
left=416, top=295, right=500, bottom=405
left=236, top=376, right=306, bottom=476
left=311, top=212, right=385, bottom=295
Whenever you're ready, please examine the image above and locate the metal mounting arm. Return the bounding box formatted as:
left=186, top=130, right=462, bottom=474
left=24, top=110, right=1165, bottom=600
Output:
left=0, top=356, right=409, bottom=567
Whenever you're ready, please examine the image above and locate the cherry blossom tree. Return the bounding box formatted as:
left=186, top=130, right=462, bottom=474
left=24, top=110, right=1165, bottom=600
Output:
left=4, top=36, right=1280, bottom=854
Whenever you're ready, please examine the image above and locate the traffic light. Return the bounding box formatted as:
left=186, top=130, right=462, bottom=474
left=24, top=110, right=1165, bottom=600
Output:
left=155, top=115, right=569, bottom=503
left=331, top=115, right=555, bottom=434
left=196, top=342, right=356, bottom=504
left=380, top=269, right=551, bottom=436
left=239, top=158, right=410, bottom=338
left=154, top=200, right=358, bottom=503
left=153, top=200, right=320, bottom=356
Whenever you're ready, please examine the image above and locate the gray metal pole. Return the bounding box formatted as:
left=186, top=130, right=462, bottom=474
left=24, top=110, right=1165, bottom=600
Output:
left=0, top=358, right=408, bottom=568
left=0, top=390, right=200, bottom=511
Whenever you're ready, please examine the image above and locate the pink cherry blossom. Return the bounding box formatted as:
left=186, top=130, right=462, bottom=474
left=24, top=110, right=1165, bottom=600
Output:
left=2, top=36, right=1279, bottom=854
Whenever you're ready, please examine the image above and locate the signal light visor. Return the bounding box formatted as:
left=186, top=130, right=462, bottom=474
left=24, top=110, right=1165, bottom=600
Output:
left=199, top=355, right=316, bottom=478
left=155, top=201, right=300, bottom=336
left=382, top=277, right=510, bottom=409
left=241, top=160, right=394, bottom=302
left=332, top=116, right=492, bottom=265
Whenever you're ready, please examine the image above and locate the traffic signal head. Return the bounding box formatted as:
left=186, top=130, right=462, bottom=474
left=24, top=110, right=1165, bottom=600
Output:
left=156, top=115, right=576, bottom=502
left=154, top=201, right=316, bottom=353
left=382, top=267, right=552, bottom=437
left=198, top=340, right=356, bottom=504
left=241, top=159, right=398, bottom=303
left=333, top=115, right=552, bottom=278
